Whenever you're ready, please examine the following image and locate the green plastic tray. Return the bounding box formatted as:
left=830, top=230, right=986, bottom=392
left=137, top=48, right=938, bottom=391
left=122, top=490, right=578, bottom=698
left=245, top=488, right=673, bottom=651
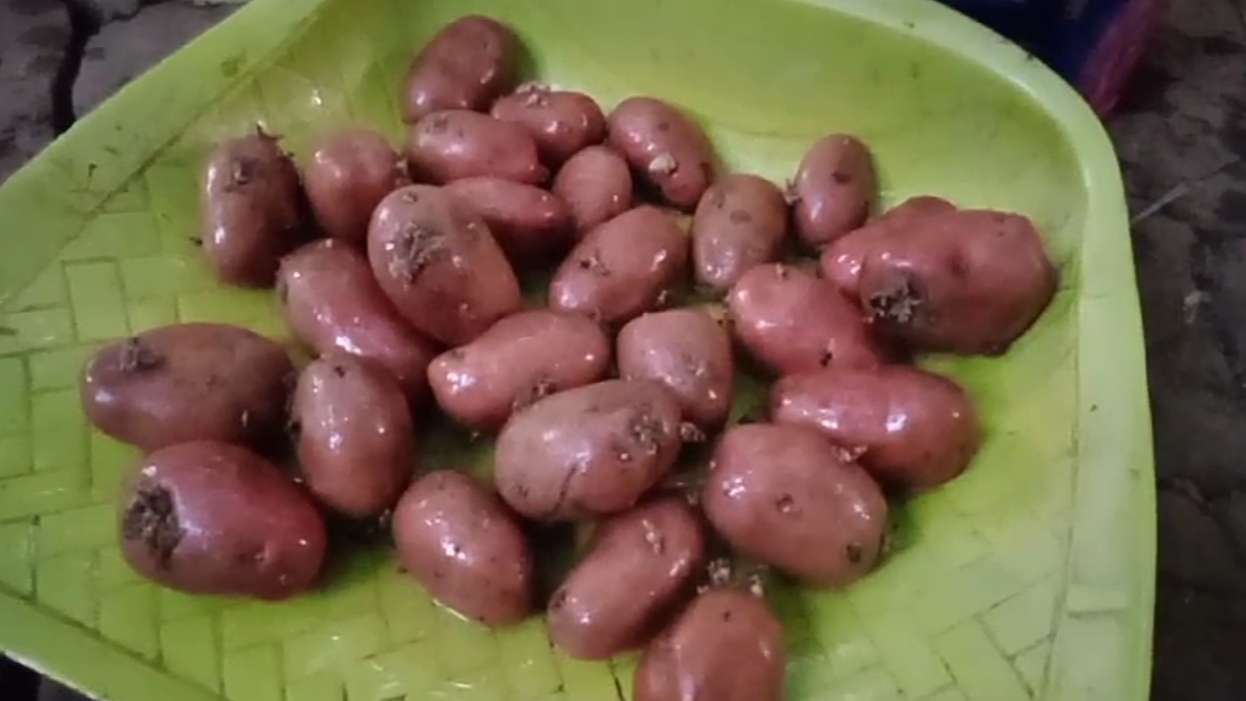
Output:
left=0, top=0, right=1154, bottom=699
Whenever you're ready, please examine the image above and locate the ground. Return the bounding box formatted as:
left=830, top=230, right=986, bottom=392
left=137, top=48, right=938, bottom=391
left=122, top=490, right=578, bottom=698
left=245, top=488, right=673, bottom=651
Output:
left=1, top=0, right=1245, bottom=699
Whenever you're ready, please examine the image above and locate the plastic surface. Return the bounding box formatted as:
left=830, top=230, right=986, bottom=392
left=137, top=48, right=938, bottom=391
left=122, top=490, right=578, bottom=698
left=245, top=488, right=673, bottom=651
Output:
left=0, top=0, right=1153, bottom=699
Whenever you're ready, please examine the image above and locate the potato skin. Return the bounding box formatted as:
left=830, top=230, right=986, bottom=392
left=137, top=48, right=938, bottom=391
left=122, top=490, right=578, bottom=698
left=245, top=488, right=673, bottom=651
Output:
left=552, top=145, right=634, bottom=237
left=445, top=177, right=573, bottom=263
left=771, top=366, right=979, bottom=492
left=428, top=310, right=611, bottom=431
left=118, top=441, right=326, bottom=600
left=608, top=97, right=715, bottom=210
left=548, top=497, right=705, bottom=660
left=692, top=174, right=788, bottom=293
left=726, top=263, right=887, bottom=376
left=634, top=587, right=785, bottom=701
left=494, top=379, right=684, bottom=521
left=549, top=206, right=689, bottom=326
left=618, top=308, right=734, bottom=430
left=80, top=323, right=293, bottom=452
left=392, top=470, right=533, bottom=625
left=367, top=184, right=522, bottom=346
left=821, top=195, right=955, bottom=298
left=293, top=354, right=416, bottom=518
left=304, top=128, right=410, bottom=246
left=859, top=209, right=1057, bottom=355
left=791, top=133, right=876, bottom=248
left=701, top=423, right=888, bottom=586
left=401, top=15, right=518, bottom=123
left=200, top=131, right=306, bottom=286
left=406, top=110, right=547, bottom=185
left=491, top=86, right=607, bottom=166
left=279, top=239, right=438, bottom=403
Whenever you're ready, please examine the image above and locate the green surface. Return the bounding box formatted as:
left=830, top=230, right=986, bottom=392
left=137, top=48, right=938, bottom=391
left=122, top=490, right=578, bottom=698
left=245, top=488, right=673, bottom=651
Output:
left=0, top=0, right=1153, bottom=699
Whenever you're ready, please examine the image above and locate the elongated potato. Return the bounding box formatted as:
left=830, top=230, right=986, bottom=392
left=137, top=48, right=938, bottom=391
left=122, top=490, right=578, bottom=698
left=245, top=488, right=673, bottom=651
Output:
left=790, top=133, right=876, bottom=248
left=401, top=15, right=518, bottom=122
left=618, top=307, right=734, bottom=430
left=608, top=97, right=715, bottom=210
left=406, top=110, right=547, bottom=185
left=304, top=128, right=410, bottom=246
left=692, top=174, right=789, bottom=293
left=552, top=145, right=634, bottom=237
left=491, top=86, right=607, bottom=166
left=445, top=177, right=573, bottom=263
left=821, top=195, right=955, bottom=298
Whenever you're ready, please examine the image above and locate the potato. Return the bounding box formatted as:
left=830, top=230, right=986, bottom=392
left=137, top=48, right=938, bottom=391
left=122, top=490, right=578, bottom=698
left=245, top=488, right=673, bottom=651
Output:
left=771, top=366, right=979, bottom=492
left=691, top=174, right=789, bottom=293
left=200, top=129, right=306, bottom=286
left=491, top=85, right=607, bottom=166
left=549, top=206, right=689, bottom=326
left=608, top=97, right=715, bottom=210
left=726, top=263, right=887, bottom=376
left=292, top=354, right=416, bottom=518
left=790, top=133, right=876, bottom=248
left=548, top=497, right=705, bottom=660
left=80, top=323, right=293, bottom=452
left=392, top=470, right=533, bottom=625
left=551, top=145, right=634, bottom=237
left=634, top=587, right=785, bottom=701
left=118, top=441, right=326, bottom=600
left=401, top=15, right=518, bottom=123
left=428, top=310, right=611, bottom=431
left=445, top=177, right=573, bottom=263
left=820, top=195, right=955, bottom=298
left=858, top=208, right=1058, bottom=355
left=303, top=128, right=410, bottom=246
left=368, top=184, right=522, bottom=346
left=495, top=379, right=685, bottom=521
left=701, top=423, right=888, bottom=586
left=618, top=307, right=733, bottom=430
left=406, top=110, right=547, bottom=185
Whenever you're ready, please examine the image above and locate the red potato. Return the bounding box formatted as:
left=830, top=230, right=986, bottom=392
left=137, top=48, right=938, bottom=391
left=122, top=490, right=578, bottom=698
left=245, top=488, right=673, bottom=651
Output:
left=303, top=128, right=410, bottom=246
left=771, top=366, right=979, bottom=492
left=790, top=133, right=876, bottom=248
left=445, top=177, right=573, bottom=263
left=278, top=239, right=438, bottom=403
left=692, top=174, right=789, bottom=293
left=859, top=208, right=1058, bottom=355
left=406, top=110, right=547, bottom=185
left=367, top=185, right=522, bottom=346
left=821, top=195, right=956, bottom=298
left=491, top=85, right=607, bottom=166
left=552, top=145, right=634, bottom=237
left=618, top=307, right=734, bottom=430
left=401, top=15, right=518, bottom=123
left=726, top=263, right=888, bottom=376
left=608, top=97, right=715, bottom=210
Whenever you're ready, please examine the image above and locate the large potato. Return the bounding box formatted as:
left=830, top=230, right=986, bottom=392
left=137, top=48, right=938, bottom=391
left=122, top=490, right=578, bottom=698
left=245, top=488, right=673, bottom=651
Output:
left=820, top=195, right=955, bottom=298
left=118, top=441, right=326, bottom=600
left=608, top=97, right=715, bottom=210
left=445, top=177, right=573, bottom=264
left=406, top=110, right=547, bottom=185
left=80, top=323, right=293, bottom=452
left=428, top=309, right=611, bottom=431
left=790, top=133, right=876, bottom=248
left=691, top=174, right=789, bottom=293
left=494, top=380, right=684, bottom=521
left=401, top=15, right=518, bottom=123
left=303, top=128, right=410, bottom=247
left=491, top=86, right=607, bottom=166
left=392, top=470, right=533, bottom=625
left=368, top=184, right=522, bottom=346
left=701, top=423, right=888, bottom=586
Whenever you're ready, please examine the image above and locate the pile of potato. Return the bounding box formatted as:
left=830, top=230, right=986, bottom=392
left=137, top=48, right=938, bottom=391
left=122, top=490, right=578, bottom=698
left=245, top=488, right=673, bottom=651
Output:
left=78, top=15, right=1057, bottom=701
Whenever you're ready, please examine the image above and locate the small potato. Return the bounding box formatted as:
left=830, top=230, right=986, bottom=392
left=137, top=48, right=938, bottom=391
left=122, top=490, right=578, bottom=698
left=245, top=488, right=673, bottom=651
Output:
left=402, top=15, right=518, bottom=123
left=548, top=497, right=705, bottom=660
left=80, top=323, right=293, bottom=452
left=406, top=110, right=547, bottom=185
left=495, top=379, right=684, bottom=521
left=549, top=206, right=689, bottom=326
left=304, top=128, right=410, bottom=246
left=821, top=195, right=955, bottom=298
left=552, top=145, right=633, bottom=237
left=200, top=129, right=306, bottom=286
left=428, top=310, right=611, bottom=431
left=118, top=441, right=326, bottom=600
left=608, top=97, right=715, bottom=210
left=692, top=174, right=789, bottom=293
left=701, top=423, right=888, bottom=586
left=790, top=133, right=876, bottom=248
left=634, top=587, right=785, bottom=701
left=491, top=85, right=607, bottom=166
left=727, top=263, right=887, bottom=376
left=293, top=354, right=416, bottom=518
left=445, top=177, right=573, bottom=263
left=392, top=470, right=533, bottom=625
left=858, top=208, right=1058, bottom=355
left=618, top=308, right=733, bottom=430
left=279, top=240, right=438, bottom=403
left=771, top=366, right=979, bottom=492
left=368, top=185, right=522, bottom=346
